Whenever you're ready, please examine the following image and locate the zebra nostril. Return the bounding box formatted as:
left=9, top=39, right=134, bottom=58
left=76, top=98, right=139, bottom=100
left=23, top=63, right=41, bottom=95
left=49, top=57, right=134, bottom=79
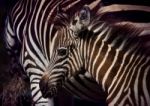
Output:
left=40, top=73, right=63, bottom=98
left=44, top=84, right=59, bottom=98
left=39, top=74, right=51, bottom=98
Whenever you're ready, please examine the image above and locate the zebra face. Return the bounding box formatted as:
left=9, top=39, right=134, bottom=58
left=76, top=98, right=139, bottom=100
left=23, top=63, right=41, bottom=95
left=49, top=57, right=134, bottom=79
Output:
left=40, top=42, right=84, bottom=98
left=39, top=6, right=91, bottom=99
left=40, top=47, right=70, bottom=98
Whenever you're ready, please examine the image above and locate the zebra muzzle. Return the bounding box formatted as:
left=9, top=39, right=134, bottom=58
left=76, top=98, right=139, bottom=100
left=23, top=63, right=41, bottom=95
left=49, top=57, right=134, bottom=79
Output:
left=39, top=74, right=63, bottom=98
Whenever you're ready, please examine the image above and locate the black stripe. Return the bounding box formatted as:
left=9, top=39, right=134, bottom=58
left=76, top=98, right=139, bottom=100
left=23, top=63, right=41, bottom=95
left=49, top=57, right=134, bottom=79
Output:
left=101, top=11, right=150, bottom=23
left=102, top=0, right=150, bottom=6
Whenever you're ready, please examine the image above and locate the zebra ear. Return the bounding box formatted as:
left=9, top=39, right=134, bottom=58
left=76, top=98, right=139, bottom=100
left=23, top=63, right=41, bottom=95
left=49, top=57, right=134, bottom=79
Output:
left=79, top=5, right=91, bottom=27
left=70, top=6, right=90, bottom=36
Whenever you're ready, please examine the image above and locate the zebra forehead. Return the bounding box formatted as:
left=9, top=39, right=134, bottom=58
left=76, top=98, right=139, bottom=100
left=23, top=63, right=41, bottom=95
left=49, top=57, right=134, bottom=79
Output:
left=51, top=28, right=75, bottom=50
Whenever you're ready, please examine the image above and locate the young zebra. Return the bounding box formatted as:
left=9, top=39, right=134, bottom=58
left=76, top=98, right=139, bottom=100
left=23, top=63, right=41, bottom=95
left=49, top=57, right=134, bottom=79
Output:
left=40, top=5, right=150, bottom=106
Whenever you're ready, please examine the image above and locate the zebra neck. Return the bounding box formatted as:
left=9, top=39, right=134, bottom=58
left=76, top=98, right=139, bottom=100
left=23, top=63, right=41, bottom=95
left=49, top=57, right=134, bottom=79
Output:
left=82, top=22, right=150, bottom=93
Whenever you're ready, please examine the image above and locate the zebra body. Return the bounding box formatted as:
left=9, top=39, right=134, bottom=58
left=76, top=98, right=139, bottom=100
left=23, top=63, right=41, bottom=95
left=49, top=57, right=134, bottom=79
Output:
left=4, top=0, right=108, bottom=105
left=40, top=5, right=150, bottom=106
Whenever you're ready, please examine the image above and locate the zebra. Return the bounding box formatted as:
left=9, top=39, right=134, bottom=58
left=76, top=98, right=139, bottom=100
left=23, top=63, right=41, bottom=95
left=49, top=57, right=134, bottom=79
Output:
left=4, top=0, right=150, bottom=105
left=39, top=5, right=150, bottom=106
left=4, top=0, right=108, bottom=105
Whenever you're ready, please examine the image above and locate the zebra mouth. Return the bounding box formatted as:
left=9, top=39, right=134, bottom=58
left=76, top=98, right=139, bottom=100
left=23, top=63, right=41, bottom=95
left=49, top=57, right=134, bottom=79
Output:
left=40, top=81, right=59, bottom=98
left=39, top=75, right=58, bottom=98
left=40, top=72, right=65, bottom=98
left=40, top=76, right=62, bottom=98
left=44, top=85, right=58, bottom=98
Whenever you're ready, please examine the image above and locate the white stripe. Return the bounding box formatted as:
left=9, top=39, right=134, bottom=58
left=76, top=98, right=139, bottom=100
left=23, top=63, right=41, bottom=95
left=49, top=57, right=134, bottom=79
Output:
left=89, top=26, right=110, bottom=74
left=29, top=28, right=48, bottom=66
left=142, top=57, right=150, bottom=105
left=108, top=50, right=139, bottom=105
left=62, top=0, right=80, bottom=11
left=31, top=84, right=49, bottom=104
left=34, top=0, right=45, bottom=47
left=46, top=1, right=62, bottom=23
left=28, top=1, right=40, bottom=44
left=25, top=38, right=46, bottom=70
left=13, top=1, right=23, bottom=24
left=99, top=4, right=150, bottom=13
left=102, top=47, right=119, bottom=91
left=31, top=84, right=40, bottom=97
left=119, top=88, right=133, bottom=106
left=93, top=23, right=106, bottom=33
left=88, top=0, right=101, bottom=10
left=7, top=19, right=15, bottom=36
left=12, top=0, right=22, bottom=18
left=41, top=1, right=53, bottom=62
left=132, top=56, right=145, bottom=106
left=27, top=68, right=44, bottom=75
left=50, top=31, right=58, bottom=59
left=31, top=78, right=40, bottom=83
left=91, top=38, right=104, bottom=76
left=133, top=56, right=149, bottom=105
left=140, top=96, right=145, bottom=106
left=124, top=54, right=142, bottom=91
left=6, top=32, right=15, bottom=47
left=107, top=50, right=135, bottom=99
left=96, top=44, right=111, bottom=84
left=114, top=22, right=150, bottom=29
left=16, top=2, right=28, bottom=43
left=108, top=48, right=133, bottom=93
left=24, top=59, right=36, bottom=67
left=25, top=51, right=28, bottom=57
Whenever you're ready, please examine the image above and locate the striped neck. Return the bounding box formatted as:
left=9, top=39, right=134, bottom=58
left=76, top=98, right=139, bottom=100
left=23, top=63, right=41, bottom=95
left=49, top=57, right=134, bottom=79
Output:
left=80, top=22, right=150, bottom=94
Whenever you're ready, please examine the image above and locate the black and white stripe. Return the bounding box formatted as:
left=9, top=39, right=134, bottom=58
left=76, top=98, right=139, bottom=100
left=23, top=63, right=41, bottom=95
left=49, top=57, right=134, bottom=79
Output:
left=4, top=0, right=106, bottom=105
left=40, top=4, right=150, bottom=106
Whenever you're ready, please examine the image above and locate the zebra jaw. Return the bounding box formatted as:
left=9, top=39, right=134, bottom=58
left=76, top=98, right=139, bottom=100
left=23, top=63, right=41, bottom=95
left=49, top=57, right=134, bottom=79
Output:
left=39, top=73, right=63, bottom=98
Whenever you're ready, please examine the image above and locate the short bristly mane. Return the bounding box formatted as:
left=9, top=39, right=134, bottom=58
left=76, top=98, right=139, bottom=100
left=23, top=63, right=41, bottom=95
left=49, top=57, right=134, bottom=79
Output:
left=80, top=12, right=150, bottom=57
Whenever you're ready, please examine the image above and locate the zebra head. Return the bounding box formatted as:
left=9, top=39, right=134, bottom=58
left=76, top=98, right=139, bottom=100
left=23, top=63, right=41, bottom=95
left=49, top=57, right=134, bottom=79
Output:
left=39, top=42, right=84, bottom=98
left=39, top=6, right=91, bottom=98
left=39, top=46, right=68, bottom=98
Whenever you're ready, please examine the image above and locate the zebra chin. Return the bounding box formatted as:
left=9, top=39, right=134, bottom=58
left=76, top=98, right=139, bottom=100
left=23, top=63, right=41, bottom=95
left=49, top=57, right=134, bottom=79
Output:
left=41, top=84, right=59, bottom=98
left=39, top=74, right=63, bottom=98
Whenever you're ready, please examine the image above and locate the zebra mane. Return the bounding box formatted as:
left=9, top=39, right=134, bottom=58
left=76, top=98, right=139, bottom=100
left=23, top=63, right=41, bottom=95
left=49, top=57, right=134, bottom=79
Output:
left=91, top=8, right=150, bottom=56
left=84, top=16, right=150, bottom=56
left=53, top=4, right=150, bottom=56
left=79, top=8, right=150, bottom=55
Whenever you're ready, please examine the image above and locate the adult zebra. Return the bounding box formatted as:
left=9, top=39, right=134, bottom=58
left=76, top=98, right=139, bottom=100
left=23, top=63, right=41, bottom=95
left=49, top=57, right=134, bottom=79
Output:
left=4, top=0, right=107, bottom=105
left=40, top=5, right=150, bottom=106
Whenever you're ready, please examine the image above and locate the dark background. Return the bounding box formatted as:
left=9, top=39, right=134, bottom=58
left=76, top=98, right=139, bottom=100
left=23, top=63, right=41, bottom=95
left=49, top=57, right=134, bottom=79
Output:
left=0, top=0, right=150, bottom=106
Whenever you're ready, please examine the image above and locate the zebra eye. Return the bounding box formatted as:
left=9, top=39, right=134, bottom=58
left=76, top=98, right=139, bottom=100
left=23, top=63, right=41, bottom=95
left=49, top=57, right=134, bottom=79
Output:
left=57, top=47, right=68, bottom=57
